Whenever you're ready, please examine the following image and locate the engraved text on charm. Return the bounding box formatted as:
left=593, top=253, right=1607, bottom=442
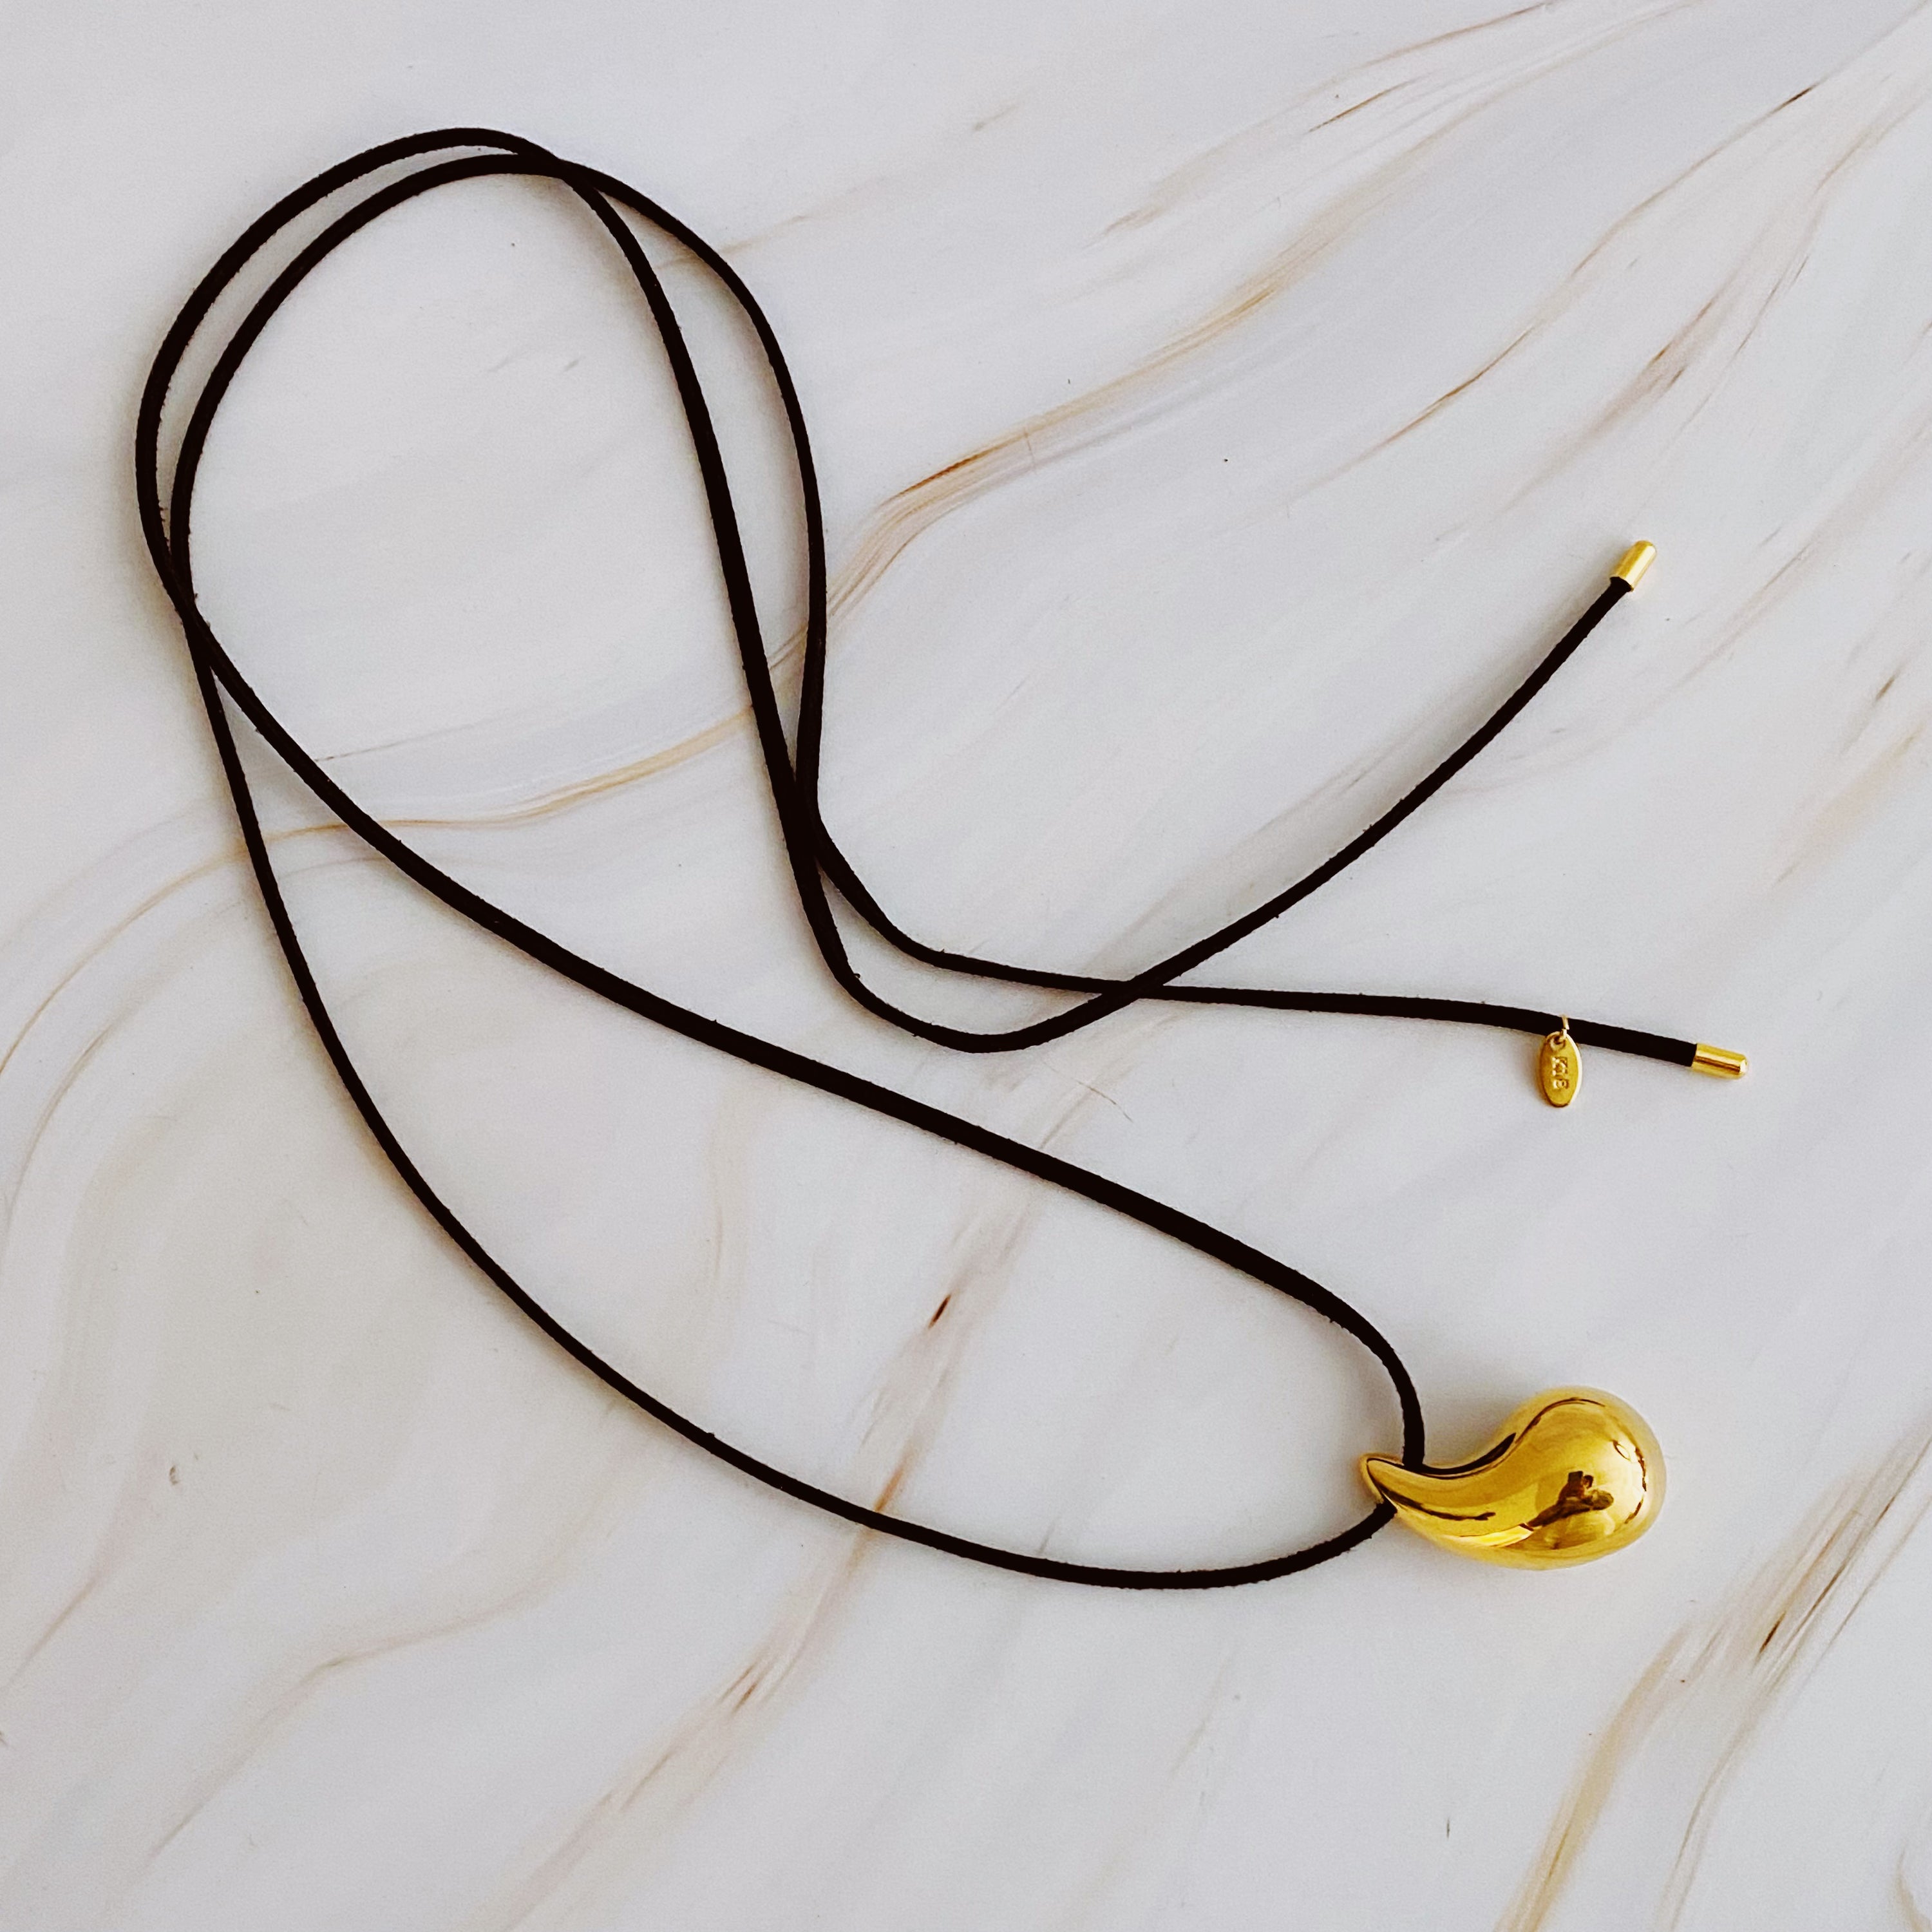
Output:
left=1539, top=1022, right=1582, bottom=1108
left=1361, top=1388, right=1664, bottom=1568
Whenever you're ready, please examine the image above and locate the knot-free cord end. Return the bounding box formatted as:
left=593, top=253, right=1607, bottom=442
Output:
left=1690, top=1044, right=1748, bottom=1079
left=1613, top=541, right=1657, bottom=589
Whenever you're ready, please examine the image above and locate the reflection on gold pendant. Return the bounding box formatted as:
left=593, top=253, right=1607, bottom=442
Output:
left=1539, top=1022, right=1581, bottom=1108
left=1361, top=1388, right=1663, bottom=1568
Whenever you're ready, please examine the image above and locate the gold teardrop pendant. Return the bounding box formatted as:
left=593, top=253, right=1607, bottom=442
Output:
left=1539, top=1020, right=1581, bottom=1108
left=1361, top=1388, right=1664, bottom=1568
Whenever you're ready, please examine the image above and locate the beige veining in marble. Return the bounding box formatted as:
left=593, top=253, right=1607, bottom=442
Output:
left=5, top=2, right=1932, bottom=1927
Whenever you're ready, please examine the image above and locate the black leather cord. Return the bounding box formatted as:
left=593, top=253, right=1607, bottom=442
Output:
left=134, top=129, right=1681, bottom=1587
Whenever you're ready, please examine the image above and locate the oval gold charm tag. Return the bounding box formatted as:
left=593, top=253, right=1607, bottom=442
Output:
left=1538, top=1023, right=1581, bottom=1108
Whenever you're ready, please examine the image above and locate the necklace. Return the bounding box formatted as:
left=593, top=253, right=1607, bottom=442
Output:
left=137, top=128, right=1743, bottom=1586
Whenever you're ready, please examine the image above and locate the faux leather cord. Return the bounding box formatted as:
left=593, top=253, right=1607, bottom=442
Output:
left=136, top=129, right=1680, bottom=1587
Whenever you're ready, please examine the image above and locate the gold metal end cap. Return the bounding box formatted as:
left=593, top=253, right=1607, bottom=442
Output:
left=1613, top=541, right=1656, bottom=589
left=1690, top=1044, right=1748, bottom=1079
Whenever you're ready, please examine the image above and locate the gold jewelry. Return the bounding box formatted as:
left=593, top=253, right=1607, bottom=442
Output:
left=140, top=130, right=1748, bottom=1588
left=1538, top=1018, right=1582, bottom=1107
left=1361, top=1388, right=1663, bottom=1567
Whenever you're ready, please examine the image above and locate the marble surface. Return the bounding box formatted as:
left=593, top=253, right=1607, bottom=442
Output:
left=6, top=2, right=1932, bottom=1926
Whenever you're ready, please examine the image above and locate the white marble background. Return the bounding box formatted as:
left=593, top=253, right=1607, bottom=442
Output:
left=6, top=1, right=1932, bottom=1926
